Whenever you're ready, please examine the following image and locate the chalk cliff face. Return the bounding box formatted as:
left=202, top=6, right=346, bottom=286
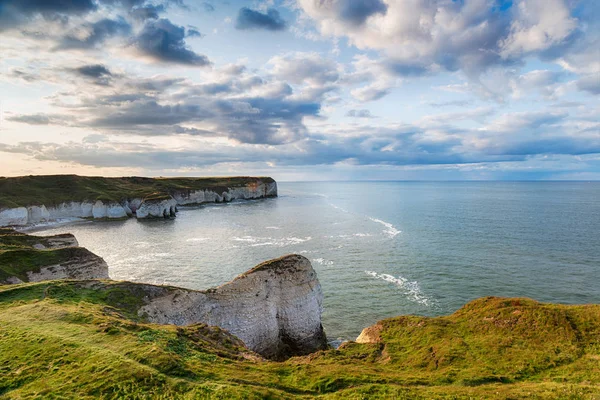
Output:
left=137, top=254, right=327, bottom=359
left=0, top=179, right=277, bottom=226
left=23, top=248, right=110, bottom=284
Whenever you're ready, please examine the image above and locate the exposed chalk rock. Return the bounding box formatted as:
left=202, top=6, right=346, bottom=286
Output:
left=27, top=205, right=50, bottom=223
left=130, top=254, right=328, bottom=359
left=26, top=248, right=110, bottom=282
left=136, top=197, right=178, bottom=219
left=0, top=207, right=28, bottom=226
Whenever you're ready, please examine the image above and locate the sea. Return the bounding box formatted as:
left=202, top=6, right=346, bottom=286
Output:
left=29, top=181, right=600, bottom=343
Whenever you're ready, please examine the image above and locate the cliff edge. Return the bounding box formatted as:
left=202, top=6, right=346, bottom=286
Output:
left=0, top=228, right=109, bottom=284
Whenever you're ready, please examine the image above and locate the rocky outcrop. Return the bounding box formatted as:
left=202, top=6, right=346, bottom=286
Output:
left=22, top=248, right=110, bottom=283
left=0, top=177, right=277, bottom=226
left=135, top=197, right=178, bottom=219
left=0, top=229, right=109, bottom=284
left=75, top=254, right=327, bottom=359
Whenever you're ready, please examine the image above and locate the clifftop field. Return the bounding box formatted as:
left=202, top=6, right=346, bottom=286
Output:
left=1, top=283, right=599, bottom=398
left=0, top=175, right=276, bottom=209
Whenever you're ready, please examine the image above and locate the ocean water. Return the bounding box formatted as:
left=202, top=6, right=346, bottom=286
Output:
left=30, top=181, right=600, bottom=342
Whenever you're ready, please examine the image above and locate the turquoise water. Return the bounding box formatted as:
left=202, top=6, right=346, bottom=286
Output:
left=32, top=181, right=600, bottom=342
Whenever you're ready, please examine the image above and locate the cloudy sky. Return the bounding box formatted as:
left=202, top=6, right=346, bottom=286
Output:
left=0, top=0, right=598, bottom=180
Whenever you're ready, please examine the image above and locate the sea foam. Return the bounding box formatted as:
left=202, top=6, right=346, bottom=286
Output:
left=368, top=217, right=401, bottom=238
left=365, top=270, right=431, bottom=306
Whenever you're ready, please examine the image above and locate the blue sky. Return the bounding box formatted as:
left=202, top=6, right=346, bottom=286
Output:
left=0, top=0, right=598, bottom=180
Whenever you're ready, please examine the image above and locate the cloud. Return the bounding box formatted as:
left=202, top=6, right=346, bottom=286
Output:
left=129, top=4, right=166, bottom=21
left=301, top=0, right=387, bottom=26
left=235, top=8, right=287, bottom=31
left=577, top=75, right=600, bottom=95
left=269, top=52, right=339, bottom=85
left=132, top=18, right=211, bottom=66
left=0, top=0, right=97, bottom=30
left=202, top=2, right=214, bottom=12
left=58, top=18, right=132, bottom=49
left=74, top=64, right=112, bottom=78
left=499, top=0, right=578, bottom=58
left=346, top=109, right=374, bottom=118
left=298, top=0, right=586, bottom=83
left=6, top=113, right=73, bottom=125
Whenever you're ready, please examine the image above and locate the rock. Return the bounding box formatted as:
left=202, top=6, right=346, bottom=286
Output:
left=46, top=202, right=94, bottom=220
left=0, top=207, right=29, bottom=226
left=27, top=205, right=50, bottom=223
left=355, top=322, right=384, bottom=344
left=136, top=254, right=328, bottom=359
left=136, top=197, right=178, bottom=219
left=26, top=248, right=110, bottom=282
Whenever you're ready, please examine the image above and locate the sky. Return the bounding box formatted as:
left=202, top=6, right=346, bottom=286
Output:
left=0, top=0, right=598, bottom=181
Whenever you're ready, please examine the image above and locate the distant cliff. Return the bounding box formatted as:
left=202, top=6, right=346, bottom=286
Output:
left=0, top=175, right=277, bottom=226
left=0, top=228, right=109, bottom=284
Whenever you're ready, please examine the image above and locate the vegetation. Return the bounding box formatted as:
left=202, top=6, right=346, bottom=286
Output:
left=0, top=175, right=276, bottom=208
left=0, top=228, right=85, bottom=283
left=1, top=282, right=598, bottom=399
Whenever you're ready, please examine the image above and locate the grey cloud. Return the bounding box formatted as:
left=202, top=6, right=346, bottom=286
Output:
left=6, top=113, right=72, bottom=125
left=202, top=2, right=214, bottom=12
left=346, top=109, right=374, bottom=118
left=186, top=28, right=203, bottom=38
left=0, top=0, right=96, bottom=30
left=129, top=4, right=165, bottom=21
left=74, top=64, right=112, bottom=78
left=132, top=18, right=210, bottom=66
left=577, top=75, right=600, bottom=95
left=58, top=18, right=132, bottom=49
left=235, top=8, right=287, bottom=31
left=336, top=0, right=388, bottom=26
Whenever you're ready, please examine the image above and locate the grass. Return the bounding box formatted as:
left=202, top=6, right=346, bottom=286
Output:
left=0, top=175, right=276, bottom=208
left=0, top=281, right=598, bottom=399
left=0, top=229, right=88, bottom=284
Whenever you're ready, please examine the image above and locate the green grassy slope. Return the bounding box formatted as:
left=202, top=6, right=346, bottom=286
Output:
left=0, top=175, right=276, bottom=208
left=1, top=281, right=598, bottom=399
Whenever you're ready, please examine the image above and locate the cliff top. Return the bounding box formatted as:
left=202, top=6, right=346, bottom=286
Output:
left=1, top=281, right=598, bottom=398
left=0, top=175, right=276, bottom=208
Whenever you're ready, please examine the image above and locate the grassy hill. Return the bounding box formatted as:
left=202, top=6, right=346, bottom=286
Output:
left=1, top=281, right=598, bottom=399
left=0, top=175, right=276, bottom=209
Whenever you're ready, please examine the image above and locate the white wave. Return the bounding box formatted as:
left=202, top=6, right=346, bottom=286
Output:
left=232, top=236, right=260, bottom=242
left=235, top=236, right=312, bottom=247
left=265, top=226, right=281, bottom=230
left=365, top=270, right=431, bottom=306
left=186, top=237, right=209, bottom=242
left=312, top=258, right=334, bottom=266
left=369, top=217, right=401, bottom=238
left=327, top=202, right=349, bottom=213
left=353, top=233, right=372, bottom=237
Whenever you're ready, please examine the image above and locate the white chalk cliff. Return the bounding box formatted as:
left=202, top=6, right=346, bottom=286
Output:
left=0, top=180, right=277, bottom=227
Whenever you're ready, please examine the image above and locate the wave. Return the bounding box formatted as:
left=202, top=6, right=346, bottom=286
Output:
left=312, top=258, right=334, bottom=266
left=233, top=236, right=313, bottom=247
left=186, top=237, right=210, bottom=242
left=365, top=270, right=432, bottom=306
left=369, top=217, right=401, bottom=238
